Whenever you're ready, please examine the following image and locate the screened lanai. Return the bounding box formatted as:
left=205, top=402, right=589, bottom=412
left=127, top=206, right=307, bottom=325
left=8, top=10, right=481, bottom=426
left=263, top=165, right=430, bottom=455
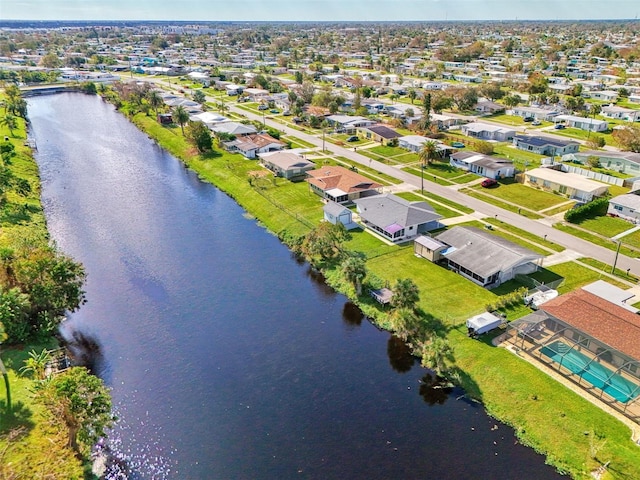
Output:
left=504, top=295, right=640, bottom=423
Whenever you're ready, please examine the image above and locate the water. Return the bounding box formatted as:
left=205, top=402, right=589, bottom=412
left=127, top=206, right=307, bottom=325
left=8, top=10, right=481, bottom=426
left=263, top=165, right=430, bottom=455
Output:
left=27, top=93, right=562, bottom=479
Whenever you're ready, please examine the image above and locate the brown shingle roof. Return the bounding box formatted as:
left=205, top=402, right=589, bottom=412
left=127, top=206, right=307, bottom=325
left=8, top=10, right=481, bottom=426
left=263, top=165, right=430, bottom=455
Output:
left=541, top=289, right=640, bottom=360
left=306, top=165, right=382, bottom=194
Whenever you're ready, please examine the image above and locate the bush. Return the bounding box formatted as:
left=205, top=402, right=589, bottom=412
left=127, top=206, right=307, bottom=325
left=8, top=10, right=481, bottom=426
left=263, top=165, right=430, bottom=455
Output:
left=475, top=140, right=494, bottom=155
left=564, top=197, right=609, bottom=223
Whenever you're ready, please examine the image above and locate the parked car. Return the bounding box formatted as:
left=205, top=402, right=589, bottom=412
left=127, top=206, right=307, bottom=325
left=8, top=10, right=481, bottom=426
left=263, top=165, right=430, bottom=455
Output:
left=523, top=117, right=534, bottom=122
left=451, top=141, right=465, bottom=148
left=258, top=104, right=268, bottom=110
left=346, top=135, right=359, bottom=142
left=270, top=109, right=279, bottom=114
left=481, top=178, right=498, bottom=188
left=554, top=124, right=565, bottom=130
left=282, top=110, right=291, bottom=116
left=532, top=120, right=541, bottom=126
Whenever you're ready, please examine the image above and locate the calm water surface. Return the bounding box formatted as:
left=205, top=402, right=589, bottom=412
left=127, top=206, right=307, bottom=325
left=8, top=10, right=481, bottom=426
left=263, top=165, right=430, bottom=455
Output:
left=28, top=93, right=562, bottom=479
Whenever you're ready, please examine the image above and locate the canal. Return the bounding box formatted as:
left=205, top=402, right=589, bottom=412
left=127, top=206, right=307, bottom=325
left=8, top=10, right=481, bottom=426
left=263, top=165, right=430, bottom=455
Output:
left=28, top=93, right=561, bottom=479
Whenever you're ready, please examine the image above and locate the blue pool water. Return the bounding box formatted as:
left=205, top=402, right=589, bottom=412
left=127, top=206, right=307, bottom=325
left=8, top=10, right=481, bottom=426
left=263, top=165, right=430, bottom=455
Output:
left=540, top=341, right=640, bottom=403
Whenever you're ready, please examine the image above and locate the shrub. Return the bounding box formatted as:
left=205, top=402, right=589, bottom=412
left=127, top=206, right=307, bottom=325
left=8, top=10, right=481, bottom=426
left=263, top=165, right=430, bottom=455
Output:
left=564, top=197, right=609, bottom=223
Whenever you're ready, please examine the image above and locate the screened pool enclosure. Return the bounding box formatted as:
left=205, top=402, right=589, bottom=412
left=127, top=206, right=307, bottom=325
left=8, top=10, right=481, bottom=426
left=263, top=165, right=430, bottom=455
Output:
left=505, top=311, right=640, bottom=422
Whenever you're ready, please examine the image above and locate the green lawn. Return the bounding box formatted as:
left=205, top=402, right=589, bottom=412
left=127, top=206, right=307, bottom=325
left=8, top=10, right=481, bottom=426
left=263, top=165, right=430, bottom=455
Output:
left=493, top=144, right=545, bottom=170
left=578, top=257, right=640, bottom=284
left=461, top=188, right=544, bottom=219
left=284, top=135, right=316, bottom=148
left=570, top=215, right=635, bottom=238
left=485, top=218, right=566, bottom=253
left=394, top=191, right=465, bottom=219
left=554, top=222, right=640, bottom=259
left=484, top=113, right=529, bottom=126
left=420, top=190, right=475, bottom=214
left=470, top=181, right=568, bottom=211
left=368, top=145, right=411, bottom=158
left=547, top=260, right=628, bottom=293
left=334, top=157, right=402, bottom=185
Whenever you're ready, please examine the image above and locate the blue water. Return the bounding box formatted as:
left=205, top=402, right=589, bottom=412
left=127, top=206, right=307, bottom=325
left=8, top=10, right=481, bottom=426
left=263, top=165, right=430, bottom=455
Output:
left=541, top=341, right=640, bottom=403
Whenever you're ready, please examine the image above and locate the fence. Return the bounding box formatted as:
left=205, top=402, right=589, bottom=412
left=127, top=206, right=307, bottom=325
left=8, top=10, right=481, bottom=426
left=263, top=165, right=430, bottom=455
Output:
left=562, top=165, right=625, bottom=187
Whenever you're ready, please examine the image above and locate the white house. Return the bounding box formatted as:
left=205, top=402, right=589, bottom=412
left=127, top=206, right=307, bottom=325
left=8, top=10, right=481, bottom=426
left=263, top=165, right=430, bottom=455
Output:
left=461, top=122, right=516, bottom=142
left=523, top=167, right=609, bottom=202
left=601, top=105, right=640, bottom=122
left=608, top=193, right=640, bottom=223
left=450, top=151, right=515, bottom=179
left=555, top=115, right=609, bottom=132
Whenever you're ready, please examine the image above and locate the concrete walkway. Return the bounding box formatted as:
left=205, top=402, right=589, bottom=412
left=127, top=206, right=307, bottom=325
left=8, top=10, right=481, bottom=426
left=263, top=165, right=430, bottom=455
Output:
left=613, top=224, right=640, bottom=241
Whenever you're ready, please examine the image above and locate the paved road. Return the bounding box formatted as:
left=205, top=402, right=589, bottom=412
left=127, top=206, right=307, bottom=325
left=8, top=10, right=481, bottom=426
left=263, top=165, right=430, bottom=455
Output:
left=144, top=78, right=640, bottom=278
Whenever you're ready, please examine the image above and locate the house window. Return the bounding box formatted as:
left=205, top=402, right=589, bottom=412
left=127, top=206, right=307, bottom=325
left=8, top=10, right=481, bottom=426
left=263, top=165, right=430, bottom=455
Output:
left=529, top=177, right=537, bottom=184
left=543, top=180, right=551, bottom=189
left=614, top=205, right=623, bottom=211
left=559, top=185, right=567, bottom=194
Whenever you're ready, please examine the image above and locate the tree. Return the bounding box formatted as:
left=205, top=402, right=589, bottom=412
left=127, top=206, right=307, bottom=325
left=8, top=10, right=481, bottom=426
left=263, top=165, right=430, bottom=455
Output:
left=20, top=348, right=52, bottom=380
left=297, top=222, right=350, bottom=263
left=390, top=307, right=420, bottom=341
left=391, top=278, right=420, bottom=311
left=408, top=88, right=417, bottom=104
left=475, top=140, right=494, bottom=155
left=420, top=334, right=454, bottom=377
left=418, top=92, right=432, bottom=131
left=586, top=155, right=601, bottom=168
left=612, top=125, right=640, bottom=152
left=418, top=140, right=440, bottom=166
left=341, top=252, right=367, bottom=295
left=147, top=90, right=164, bottom=119
left=192, top=89, right=206, bottom=105
left=172, top=105, right=189, bottom=135
left=14, top=246, right=86, bottom=338
left=0, top=114, right=18, bottom=137
left=586, top=136, right=606, bottom=150
left=185, top=121, right=212, bottom=153
left=502, top=94, right=521, bottom=108
left=36, top=367, right=114, bottom=455
left=0, top=287, right=30, bottom=343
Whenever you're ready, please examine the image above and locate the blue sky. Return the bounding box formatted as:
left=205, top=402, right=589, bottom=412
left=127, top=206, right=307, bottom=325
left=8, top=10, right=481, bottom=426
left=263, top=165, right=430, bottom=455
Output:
left=2, top=0, right=639, bottom=21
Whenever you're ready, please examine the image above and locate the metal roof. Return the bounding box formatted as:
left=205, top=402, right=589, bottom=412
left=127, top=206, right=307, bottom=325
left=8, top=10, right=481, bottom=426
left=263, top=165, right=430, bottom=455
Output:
left=435, top=226, right=543, bottom=278
left=354, top=193, right=442, bottom=230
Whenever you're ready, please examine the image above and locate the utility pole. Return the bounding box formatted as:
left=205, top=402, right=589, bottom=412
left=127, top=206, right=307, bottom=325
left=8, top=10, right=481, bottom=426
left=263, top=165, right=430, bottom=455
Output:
left=611, top=240, right=622, bottom=274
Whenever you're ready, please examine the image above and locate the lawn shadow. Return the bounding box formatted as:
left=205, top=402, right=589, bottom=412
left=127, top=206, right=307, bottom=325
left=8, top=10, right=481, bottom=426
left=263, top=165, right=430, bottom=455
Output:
left=0, top=400, right=35, bottom=433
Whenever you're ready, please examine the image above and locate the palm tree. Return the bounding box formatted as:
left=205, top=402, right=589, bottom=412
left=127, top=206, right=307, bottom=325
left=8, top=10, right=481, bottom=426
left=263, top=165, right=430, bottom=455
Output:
left=20, top=349, right=52, bottom=380
left=420, top=334, right=453, bottom=377
left=147, top=90, right=164, bottom=120
left=418, top=140, right=439, bottom=166
left=391, top=278, right=420, bottom=312
left=341, top=253, right=366, bottom=295
left=172, top=105, right=189, bottom=135
left=0, top=114, right=18, bottom=137
left=408, top=88, right=417, bottom=104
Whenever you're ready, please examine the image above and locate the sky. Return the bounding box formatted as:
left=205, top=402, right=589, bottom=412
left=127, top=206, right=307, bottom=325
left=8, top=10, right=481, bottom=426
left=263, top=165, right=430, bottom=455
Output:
left=2, top=0, right=639, bottom=22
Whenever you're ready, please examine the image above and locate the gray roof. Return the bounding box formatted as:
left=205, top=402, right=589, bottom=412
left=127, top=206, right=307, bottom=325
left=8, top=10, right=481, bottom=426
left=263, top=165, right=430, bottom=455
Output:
left=211, top=122, right=257, bottom=136
left=435, top=226, right=543, bottom=278
left=354, top=193, right=441, bottom=230
left=323, top=200, right=350, bottom=216
left=609, top=193, right=640, bottom=210
left=260, top=151, right=314, bottom=171
left=451, top=151, right=513, bottom=170
left=415, top=235, right=447, bottom=250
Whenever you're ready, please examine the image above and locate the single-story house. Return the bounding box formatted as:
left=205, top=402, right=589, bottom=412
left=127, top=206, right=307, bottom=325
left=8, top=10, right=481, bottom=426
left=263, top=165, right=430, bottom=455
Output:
left=242, top=87, right=270, bottom=101
left=398, top=135, right=429, bottom=152
left=601, top=105, right=640, bottom=122
left=509, top=106, right=561, bottom=121
left=449, top=151, right=515, bottom=179
left=562, top=150, right=640, bottom=174
left=258, top=151, right=315, bottom=181
left=461, top=122, right=516, bottom=142
left=354, top=193, right=442, bottom=243
left=555, top=114, right=609, bottom=132
left=475, top=100, right=506, bottom=114
left=608, top=193, right=640, bottom=223
left=357, top=124, right=402, bottom=145
left=325, top=115, right=375, bottom=133
left=323, top=201, right=359, bottom=230
left=190, top=111, right=229, bottom=127
left=504, top=289, right=640, bottom=416
left=430, top=113, right=459, bottom=129
left=523, top=167, right=609, bottom=202
left=584, top=90, right=619, bottom=101
left=433, top=226, right=543, bottom=288
left=210, top=121, right=257, bottom=137
left=513, top=135, right=580, bottom=156
left=306, top=165, right=383, bottom=204
left=224, top=133, right=285, bottom=159
left=224, top=84, right=244, bottom=95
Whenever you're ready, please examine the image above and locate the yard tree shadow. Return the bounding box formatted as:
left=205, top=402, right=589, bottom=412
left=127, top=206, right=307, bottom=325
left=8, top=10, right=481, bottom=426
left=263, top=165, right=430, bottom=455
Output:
left=0, top=400, right=34, bottom=433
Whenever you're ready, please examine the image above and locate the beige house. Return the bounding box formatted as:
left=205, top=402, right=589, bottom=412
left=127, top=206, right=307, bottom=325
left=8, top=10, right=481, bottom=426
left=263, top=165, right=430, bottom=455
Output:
left=523, top=167, right=609, bottom=202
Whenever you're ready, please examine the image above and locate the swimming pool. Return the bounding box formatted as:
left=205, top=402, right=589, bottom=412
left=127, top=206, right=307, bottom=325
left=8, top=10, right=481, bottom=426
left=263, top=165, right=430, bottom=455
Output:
left=540, top=341, right=640, bottom=404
